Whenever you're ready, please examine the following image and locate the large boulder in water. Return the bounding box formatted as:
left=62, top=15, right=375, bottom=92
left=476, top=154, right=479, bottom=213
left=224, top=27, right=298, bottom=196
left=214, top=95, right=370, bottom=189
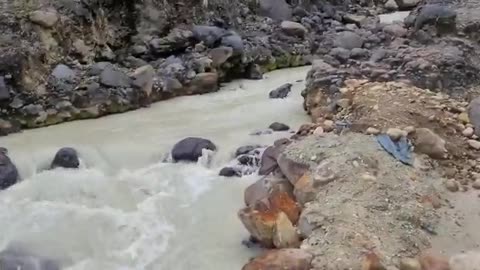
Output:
left=172, top=137, right=217, bottom=162
left=50, top=147, right=80, bottom=169
left=0, top=148, right=19, bottom=190
left=0, top=245, right=60, bottom=270
left=269, top=83, right=292, bottom=99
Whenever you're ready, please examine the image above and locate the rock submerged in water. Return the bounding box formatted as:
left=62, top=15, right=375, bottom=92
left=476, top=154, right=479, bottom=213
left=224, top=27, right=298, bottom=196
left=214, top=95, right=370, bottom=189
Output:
left=269, top=83, right=292, bottom=99
left=172, top=137, right=217, bottom=162
left=219, top=167, right=241, bottom=177
left=0, top=244, right=60, bottom=270
left=50, top=147, right=80, bottom=169
left=0, top=148, right=19, bottom=190
left=269, top=122, right=290, bottom=131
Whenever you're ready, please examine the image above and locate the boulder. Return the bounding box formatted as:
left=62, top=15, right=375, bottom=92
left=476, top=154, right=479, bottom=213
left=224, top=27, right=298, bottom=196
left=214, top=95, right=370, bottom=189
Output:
left=409, top=128, right=447, bottom=159
left=413, top=5, right=457, bottom=32
left=244, top=176, right=294, bottom=207
left=273, top=212, right=300, bottom=248
left=334, top=31, right=364, bottom=50
left=219, top=167, right=241, bottom=177
left=220, top=32, right=244, bottom=55
left=396, top=0, right=421, bottom=9
left=281, top=21, right=307, bottom=37
left=131, top=65, right=155, bottom=97
left=0, top=246, right=60, bottom=270
left=238, top=206, right=277, bottom=248
left=330, top=47, right=351, bottom=62
left=269, top=122, right=290, bottom=131
left=188, top=72, right=219, bottom=94
left=259, top=146, right=282, bottom=175
left=50, top=147, right=80, bottom=169
left=0, top=150, right=19, bottom=190
left=468, top=97, right=480, bottom=136
left=88, top=62, right=114, bottom=76
left=100, top=66, right=132, bottom=88
left=172, top=137, right=216, bottom=162
left=258, top=0, right=292, bottom=21
left=51, top=64, right=77, bottom=82
left=238, top=155, right=259, bottom=166
left=208, top=46, right=233, bottom=67
left=384, top=0, right=399, bottom=11
left=269, top=83, right=293, bottom=99
left=242, top=249, right=313, bottom=270
left=192, top=25, right=226, bottom=47
left=29, top=10, right=58, bottom=28
left=277, top=154, right=310, bottom=185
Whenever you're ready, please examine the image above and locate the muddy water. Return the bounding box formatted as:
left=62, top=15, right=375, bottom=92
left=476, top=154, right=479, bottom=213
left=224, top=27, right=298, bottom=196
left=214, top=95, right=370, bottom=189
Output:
left=0, top=66, right=310, bottom=270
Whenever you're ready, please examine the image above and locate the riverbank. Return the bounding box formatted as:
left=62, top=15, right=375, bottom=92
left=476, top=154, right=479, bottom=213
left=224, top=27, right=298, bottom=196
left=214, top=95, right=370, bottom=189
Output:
left=0, top=0, right=314, bottom=136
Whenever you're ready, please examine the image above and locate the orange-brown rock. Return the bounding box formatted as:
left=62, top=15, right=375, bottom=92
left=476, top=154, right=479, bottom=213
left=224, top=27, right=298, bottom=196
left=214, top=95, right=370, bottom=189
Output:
left=269, top=191, right=300, bottom=224
left=242, top=249, right=313, bottom=270
left=238, top=207, right=278, bottom=248
left=361, top=252, right=386, bottom=270
left=419, top=251, right=450, bottom=270
left=244, top=176, right=294, bottom=209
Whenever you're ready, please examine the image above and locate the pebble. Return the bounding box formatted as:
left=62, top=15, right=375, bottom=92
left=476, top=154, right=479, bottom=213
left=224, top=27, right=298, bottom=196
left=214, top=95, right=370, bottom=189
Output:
left=313, top=127, right=324, bottom=136
left=323, top=120, right=335, bottom=132
left=463, top=127, right=475, bottom=137
left=399, top=258, right=421, bottom=270
left=366, top=127, right=380, bottom=135
left=387, top=128, right=406, bottom=141
left=467, top=140, right=480, bottom=150
left=473, top=179, right=480, bottom=190
left=445, top=179, right=459, bottom=192
left=458, top=112, right=470, bottom=124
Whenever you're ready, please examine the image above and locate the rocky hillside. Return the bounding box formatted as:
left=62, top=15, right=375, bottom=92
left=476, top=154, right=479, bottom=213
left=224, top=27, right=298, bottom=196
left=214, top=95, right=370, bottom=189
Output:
left=0, top=0, right=317, bottom=136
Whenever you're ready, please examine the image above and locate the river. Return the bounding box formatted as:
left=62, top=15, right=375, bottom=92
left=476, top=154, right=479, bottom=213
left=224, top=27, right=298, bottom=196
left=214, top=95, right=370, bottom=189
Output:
left=0, top=66, right=310, bottom=270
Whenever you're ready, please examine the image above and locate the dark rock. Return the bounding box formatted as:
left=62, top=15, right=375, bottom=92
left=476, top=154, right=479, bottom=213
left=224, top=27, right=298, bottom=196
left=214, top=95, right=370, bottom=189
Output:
left=238, top=155, right=259, bottom=166
left=0, top=76, right=9, bottom=101
left=236, top=145, right=262, bottom=157
left=329, top=47, right=351, bottom=62
left=350, top=48, right=368, bottom=58
left=269, top=83, right=293, bottom=99
left=250, top=129, right=273, bottom=136
left=269, top=122, right=290, bottom=131
left=258, top=0, right=292, bottom=21
left=246, top=64, right=263, bottom=80
left=172, top=137, right=217, bottom=162
left=188, top=73, right=219, bottom=94
left=397, top=0, right=421, bottom=9
left=280, top=21, right=307, bottom=37
left=192, top=25, right=226, bottom=47
left=334, top=31, right=364, bottom=50
left=219, top=167, right=241, bottom=177
left=0, top=150, right=19, bottom=190
left=50, top=147, right=80, bottom=169
left=21, top=104, right=44, bottom=116
left=413, top=5, right=457, bottom=32
left=221, top=32, right=244, bottom=55
left=100, top=66, right=132, bottom=88
left=88, top=62, right=114, bottom=76
left=0, top=245, right=60, bottom=270
left=51, top=64, right=77, bottom=82
left=383, top=24, right=407, bottom=37
left=208, top=46, right=233, bottom=67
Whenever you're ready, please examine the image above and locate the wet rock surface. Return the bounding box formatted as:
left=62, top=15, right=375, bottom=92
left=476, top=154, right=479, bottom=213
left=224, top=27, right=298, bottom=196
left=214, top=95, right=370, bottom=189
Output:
left=171, top=137, right=216, bottom=162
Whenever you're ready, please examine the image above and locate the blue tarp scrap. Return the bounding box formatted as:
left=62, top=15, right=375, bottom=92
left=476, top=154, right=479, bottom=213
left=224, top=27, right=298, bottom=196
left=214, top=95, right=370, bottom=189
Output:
left=376, top=134, right=414, bottom=166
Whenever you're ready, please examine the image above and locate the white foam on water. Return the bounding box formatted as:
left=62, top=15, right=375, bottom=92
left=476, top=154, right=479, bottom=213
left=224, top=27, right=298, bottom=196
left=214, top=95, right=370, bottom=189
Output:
left=0, top=66, right=311, bottom=270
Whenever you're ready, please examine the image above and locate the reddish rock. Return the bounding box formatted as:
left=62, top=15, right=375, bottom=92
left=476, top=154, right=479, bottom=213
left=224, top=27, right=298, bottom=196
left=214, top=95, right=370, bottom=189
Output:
left=242, top=249, right=313, bottom=270
left=362, top=252, right=386, bottom=270
left=419, top=251, right=450, bottom=270
left=269, top=191, right=300, bottom=224
left=238, top=207, right=278, bottom=248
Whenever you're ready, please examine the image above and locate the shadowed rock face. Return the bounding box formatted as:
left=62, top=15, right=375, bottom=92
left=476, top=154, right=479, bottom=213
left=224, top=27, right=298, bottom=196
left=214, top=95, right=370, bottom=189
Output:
left=0, top=149, right=19, bottom=190
left=50, top=147, right=80, bottom=169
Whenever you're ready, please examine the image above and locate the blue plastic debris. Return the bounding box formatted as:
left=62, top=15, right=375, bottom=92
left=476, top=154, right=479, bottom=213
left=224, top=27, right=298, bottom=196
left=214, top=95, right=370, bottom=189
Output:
left=376, top=134, right=413, bottom=165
